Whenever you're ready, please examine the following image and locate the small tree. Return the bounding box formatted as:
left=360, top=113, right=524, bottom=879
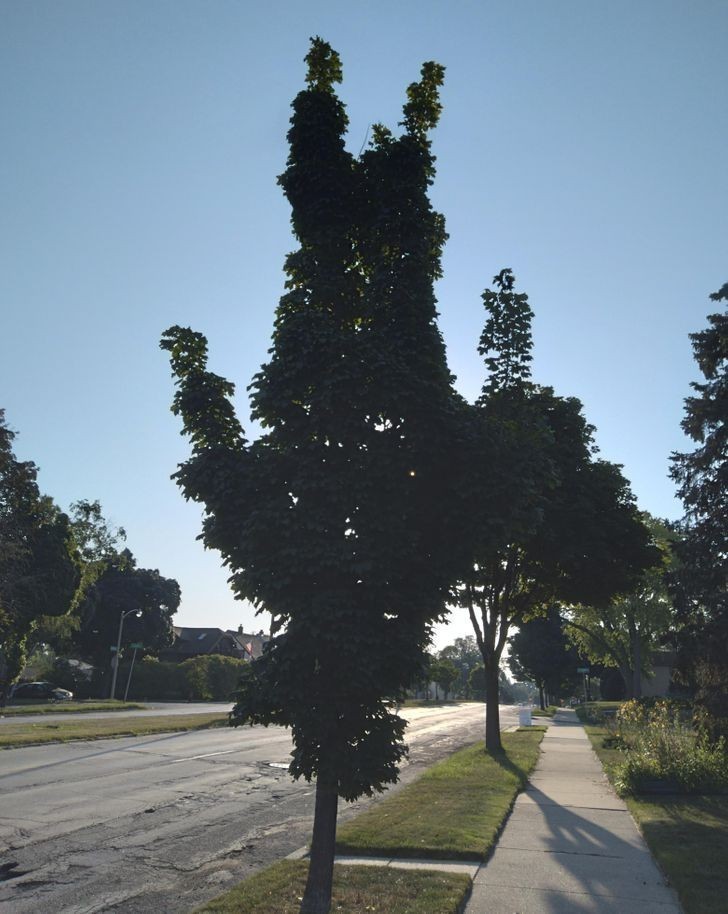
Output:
left=162, top=40, right=465, bottom=914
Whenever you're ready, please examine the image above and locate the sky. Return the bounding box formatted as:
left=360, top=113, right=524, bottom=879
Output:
left=1, top=1, right=726, bottom=650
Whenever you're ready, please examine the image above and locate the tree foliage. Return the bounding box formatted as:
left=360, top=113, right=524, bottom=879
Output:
left=564, top=515, right=675, bottom=699
left=429, top=657, right=459, bottom=699
left=509, top=607, right=579, bottom=709
left=28, top=499, right=129, bottom=658
left=670, top=282, right=728, bottom=741
left=456, top=270, right=656, bottom=749
left=0, top=411, right=81, bottom=702
left=438, top=635, right=480, bottom=695
left=72, top=548, right=180, bottom=670
left=162, top=39, right=465, bottom=914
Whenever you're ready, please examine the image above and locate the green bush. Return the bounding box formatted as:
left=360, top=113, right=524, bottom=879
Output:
left=104, top=655, right=248, bottom=701
left=119, top=659, right=187, bottom=700
left=613, top=699, right=728, bottom=795
left=180, top=655, right=247, bottom=701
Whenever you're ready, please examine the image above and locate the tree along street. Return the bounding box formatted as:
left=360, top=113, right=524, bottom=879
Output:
left=0, top=702, right=515, bottom=913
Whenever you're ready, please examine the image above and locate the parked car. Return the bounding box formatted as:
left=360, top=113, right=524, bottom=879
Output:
left=9, top=681, right=74, bottom=701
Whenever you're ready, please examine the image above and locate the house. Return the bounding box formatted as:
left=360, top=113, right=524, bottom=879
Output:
left=641, top=650, right=678, bottom=698
left=159, top=626, right=269, bottom=663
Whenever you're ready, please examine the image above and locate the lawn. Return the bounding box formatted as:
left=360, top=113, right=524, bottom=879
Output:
left=2, top=700, right=146, bottom=715
left=0, top=712, right=228, bottom=747
left=197, top=728, right=543, bottom=912
left=194, top=861, right=471, bottom=914
left=336, top=729, right=543, bottom=860
left=531, top=705, right=558, bottom=718
left=582, top=713, right=728, bottom=914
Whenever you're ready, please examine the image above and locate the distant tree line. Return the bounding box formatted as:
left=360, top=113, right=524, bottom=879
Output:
left=0, top=422, right=179, bottom=704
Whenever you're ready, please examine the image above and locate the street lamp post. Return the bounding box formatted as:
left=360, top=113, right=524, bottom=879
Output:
left=109, top=609, right=140, bottom=700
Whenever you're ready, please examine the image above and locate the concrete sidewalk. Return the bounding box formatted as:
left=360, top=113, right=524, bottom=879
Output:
left=464, top=710, right=683, bottom=913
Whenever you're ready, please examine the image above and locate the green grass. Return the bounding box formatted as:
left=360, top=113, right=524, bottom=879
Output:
left=0, top=712, right=228, bottom=748
left=583, top=718, right=728, bottom=914
left=531, top=705, right=558, bottom=718
left=194, top=860, right=470, bottom=914
left=336, top=730, right=543, bottom=860
left=2, top=700, right=147, bottom=715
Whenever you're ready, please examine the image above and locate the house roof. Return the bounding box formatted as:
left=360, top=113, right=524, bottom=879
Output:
left=170, top=627, right=233, bottom=655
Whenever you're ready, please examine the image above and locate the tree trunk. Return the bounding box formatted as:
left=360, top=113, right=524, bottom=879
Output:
left=538, top=682, right=546, bottom=711
left=484, top=665, right=502, bottom=751
left=300, top=774, right=339, bottom=914
left=619, top=664, right=635, bottom=699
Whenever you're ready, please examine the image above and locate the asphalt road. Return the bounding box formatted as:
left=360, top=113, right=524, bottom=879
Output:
left=0, top=702, right=518, bottom=914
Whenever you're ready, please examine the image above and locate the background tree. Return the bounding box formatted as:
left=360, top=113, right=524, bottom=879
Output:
left=456, top=270, right=656, bottom=750
left=564, top=514, right=675, bottom=699
left=69, top=499, right=127, bottom=565
left=28, top=499, right=128, bottom=659
left=0, top=411, right=81, bottom=703
left=72, top=548, right=179, bottom=673
left=438, top=635, right=481, bottom=696
left=509, top=607, right=579, bottom=709
left=162, top=40, right=466, bottom=914
left=670, top=282, right=728, bottom=741
left=429, top=657, right=459, bottom=699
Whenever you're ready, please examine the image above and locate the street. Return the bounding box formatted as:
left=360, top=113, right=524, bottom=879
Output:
left=0, top=702, right=517, bottom=913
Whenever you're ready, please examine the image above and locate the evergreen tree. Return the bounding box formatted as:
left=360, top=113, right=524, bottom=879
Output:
left=670, top=282, right=728, bottom=740
left=162, top=40, right=465, bottom=913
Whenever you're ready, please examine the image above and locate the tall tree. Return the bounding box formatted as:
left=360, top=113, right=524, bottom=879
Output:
left=509, top=607, right=579, bottom=709
left=0, top=411, right=81, bottom=703
left=456, top=270, right=656, bottom=750
left=162, top=40, right=465, bottom=914
left=564, top=515, right=675, bottom=699
left=670, top=282, right=728, bottom=740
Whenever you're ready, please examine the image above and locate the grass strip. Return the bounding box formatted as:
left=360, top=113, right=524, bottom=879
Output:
left=2, top=700, right=147, bottom=715
left=194, top=860, right=471, bottom=914
left=336, top=729, right=543, bottom=860
left=531, top=706, right=558, bottom=718
left=0, top=712, right=228, bottom=748
left=582, top=717, right=728, bottom=914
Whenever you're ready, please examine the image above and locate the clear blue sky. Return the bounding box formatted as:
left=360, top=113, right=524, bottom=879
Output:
left=2, top=1, right=726, bottom=649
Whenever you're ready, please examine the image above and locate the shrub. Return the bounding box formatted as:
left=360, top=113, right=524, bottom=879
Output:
left=119, top=659, right=187, bottom=701
left=613, top=699, right=728, bottom=795
left=180, top=655, right=247, bottom=700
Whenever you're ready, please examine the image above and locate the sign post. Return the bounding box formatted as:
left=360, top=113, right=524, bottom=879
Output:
left=124, top=644, right=144, bottom=702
